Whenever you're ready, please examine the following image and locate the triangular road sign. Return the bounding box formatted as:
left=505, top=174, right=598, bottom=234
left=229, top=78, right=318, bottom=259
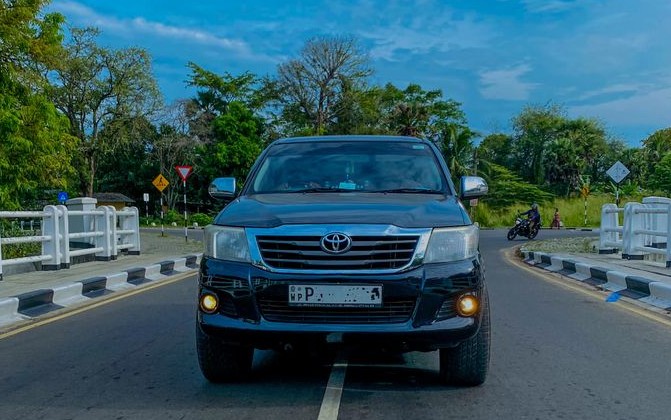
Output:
left=175, top=165, right=193, bottom=181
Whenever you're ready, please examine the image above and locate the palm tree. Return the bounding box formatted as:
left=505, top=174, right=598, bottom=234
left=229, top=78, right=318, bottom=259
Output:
left=438, top=125, right=476, bottom=181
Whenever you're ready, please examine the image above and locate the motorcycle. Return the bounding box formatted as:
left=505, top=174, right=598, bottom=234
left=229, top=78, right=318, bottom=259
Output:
left=507, top=215, right=541, bottom=240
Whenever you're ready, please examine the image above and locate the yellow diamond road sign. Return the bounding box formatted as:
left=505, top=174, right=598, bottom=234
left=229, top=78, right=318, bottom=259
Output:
left=152, top=174, right=169, bottom=192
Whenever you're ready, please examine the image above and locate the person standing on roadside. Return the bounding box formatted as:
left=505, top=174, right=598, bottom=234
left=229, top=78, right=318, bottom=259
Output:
left=551, top=207, right=561, bottom=229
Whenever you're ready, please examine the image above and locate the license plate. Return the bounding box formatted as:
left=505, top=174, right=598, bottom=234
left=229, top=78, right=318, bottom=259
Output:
left=288, top=284, right=383, bottom=307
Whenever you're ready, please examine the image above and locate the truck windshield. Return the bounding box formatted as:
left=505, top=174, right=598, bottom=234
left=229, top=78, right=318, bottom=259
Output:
left=249, top=140, right=448, bottom=194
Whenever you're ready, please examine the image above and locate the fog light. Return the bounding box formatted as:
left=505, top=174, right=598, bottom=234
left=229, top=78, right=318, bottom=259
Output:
left=200, top=293, right=219, bottom=314
left=457, top=294, right=479, bottom=317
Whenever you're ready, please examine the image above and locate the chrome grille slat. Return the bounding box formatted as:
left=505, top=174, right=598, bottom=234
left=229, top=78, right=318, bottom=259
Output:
left=256, top=235, right=419, bottom=270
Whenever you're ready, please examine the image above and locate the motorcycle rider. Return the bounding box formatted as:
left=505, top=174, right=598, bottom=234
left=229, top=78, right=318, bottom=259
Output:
left=521, top=202, right=541, bottom=232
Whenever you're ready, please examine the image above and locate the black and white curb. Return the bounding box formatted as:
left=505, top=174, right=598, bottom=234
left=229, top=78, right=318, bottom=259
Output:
left=522, top=251, right=671, bottom=311
left=0, top=255, right=201, bottom=329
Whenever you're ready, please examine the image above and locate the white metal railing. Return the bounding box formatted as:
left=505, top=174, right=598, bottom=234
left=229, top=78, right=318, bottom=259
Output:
left=599, top=203, right=624, bottom=252
left=599, top=197, right=671, bottom=268
left=0, top=204, right=140, bottom=280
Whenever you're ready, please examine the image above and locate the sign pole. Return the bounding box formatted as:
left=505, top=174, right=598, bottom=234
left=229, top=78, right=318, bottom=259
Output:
left=174, top=165, right=194, bottom=243
left=183, top=179, right=188, bottom=243
left=616, top=182, right=620, bottom=207
left=152, top=173, right=170, bottom=237
left=160, top=195, right=165, bottom=237
left=143, top=193, right=149, bottom=225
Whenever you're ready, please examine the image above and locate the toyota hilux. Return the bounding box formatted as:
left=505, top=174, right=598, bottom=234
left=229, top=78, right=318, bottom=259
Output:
left=197, top=135, right=490, bottom=386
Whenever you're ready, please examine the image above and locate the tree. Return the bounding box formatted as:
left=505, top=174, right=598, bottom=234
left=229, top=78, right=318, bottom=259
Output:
left=274, top=35, right=372, bottom=135
left=375, top=83, right=466, bottom=139
left=48, top=27, right=161, bottom=197
left=649, top=152, right=671, bottom=196
left=185, top=65, right=266, bottom=198
left=543, top=118, right=607, bottom=196
left=0, top=0, right=78, bottom=209
left=96, top=115, right=158, bottom=204
left=510, top=103, right=565, bottom=185
left=437, top=125, right=476, bottom=181
left=641, top=128, right=671, bottom=181
left=477, top=133, right=513, bottom=168
left=477, top=162, right=554, bottom=208
left=197, top=101, right=264, bottom=185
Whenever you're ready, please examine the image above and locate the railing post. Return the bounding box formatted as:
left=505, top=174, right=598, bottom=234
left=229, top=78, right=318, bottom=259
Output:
left=623, top=202, right=645, bottom=260
left=107, top=206, right=118, bottom=260
left=95, top=206, right=113, bottom=261
left=56, top=205, right=71, bottom=269
left=0, top=230, right=4, bottom=281
left=666, top=204, right=671, bottom=268
left=41, top=205, right=61, bottom=270
left=642, top=196, right=671, bottom=249
left=123, top=206, right=141, bottom=255
left=599, top=204, right=619, bottom=254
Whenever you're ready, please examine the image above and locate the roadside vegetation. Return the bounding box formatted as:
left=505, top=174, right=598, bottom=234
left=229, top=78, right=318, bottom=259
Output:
left=2, top=0, right=670, bottom=224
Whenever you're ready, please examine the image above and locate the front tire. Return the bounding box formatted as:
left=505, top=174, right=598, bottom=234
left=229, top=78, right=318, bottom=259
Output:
left=439, top=290, right=491, bottom=386
left=506, top=227, right=517, bottom=240
left=196, top=324, right=253, bottom=383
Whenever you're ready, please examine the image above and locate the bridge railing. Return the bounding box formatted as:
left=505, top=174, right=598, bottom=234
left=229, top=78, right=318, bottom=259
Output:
left=599, top=197, right=671, bottom=268
left=0, top=203, right=140, bottom=280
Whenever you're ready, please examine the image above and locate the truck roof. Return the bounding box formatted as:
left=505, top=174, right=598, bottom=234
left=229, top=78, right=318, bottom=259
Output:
left=273, top=135, right=427, bottom=145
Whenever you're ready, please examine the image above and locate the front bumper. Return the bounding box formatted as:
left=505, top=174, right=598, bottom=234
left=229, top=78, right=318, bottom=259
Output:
left=198, top=256, right=486, bottom=352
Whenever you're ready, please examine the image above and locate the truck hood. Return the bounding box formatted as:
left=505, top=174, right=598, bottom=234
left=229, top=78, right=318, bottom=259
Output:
left=213, top=193, right=469, bottom=228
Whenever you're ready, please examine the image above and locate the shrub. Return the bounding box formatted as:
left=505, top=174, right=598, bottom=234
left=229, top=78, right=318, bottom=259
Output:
left=0, top=225, right=41, bottom=259
left=190, top=213, right=214, bottom=227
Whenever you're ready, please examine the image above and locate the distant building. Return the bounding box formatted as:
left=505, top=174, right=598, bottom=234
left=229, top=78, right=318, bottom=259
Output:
left=92, top=193, right=135, bottom=210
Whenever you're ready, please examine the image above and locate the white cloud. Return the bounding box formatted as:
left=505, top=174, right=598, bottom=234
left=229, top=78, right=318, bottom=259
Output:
left=521, top=0, right=579, bottom=13
left=568, top=87, right=671, bottom=126
left=54, top=1, right=250, bottom=55
left=357, top=3, right=494, bottom=61
left=576, top=83, right=643, bottom=101
left=479, top=64, right=538, bottom=100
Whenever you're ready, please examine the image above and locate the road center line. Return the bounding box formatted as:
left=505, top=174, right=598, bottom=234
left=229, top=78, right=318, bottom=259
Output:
left=318, top=352, right=348, bottom=420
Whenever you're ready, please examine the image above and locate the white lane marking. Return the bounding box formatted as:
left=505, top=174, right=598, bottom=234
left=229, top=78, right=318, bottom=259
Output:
left=318, top=353, right=348, bottom=420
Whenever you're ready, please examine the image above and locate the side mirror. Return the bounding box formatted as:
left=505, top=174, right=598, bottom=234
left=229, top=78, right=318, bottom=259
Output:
left=209, top=177, right=236, bottom=200
left=460, top=176, right=488, bottom=199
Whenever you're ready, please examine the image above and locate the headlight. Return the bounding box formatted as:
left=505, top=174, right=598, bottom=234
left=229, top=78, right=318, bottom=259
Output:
left=424, top=225, right=479, bottom=263
left=204, top=225, right=251, bottom=262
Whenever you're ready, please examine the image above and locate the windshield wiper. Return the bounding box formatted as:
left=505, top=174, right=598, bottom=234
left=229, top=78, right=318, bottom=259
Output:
left=296, top=187, right=355, bottom=193
left=372, top=188, right=443, bottom=194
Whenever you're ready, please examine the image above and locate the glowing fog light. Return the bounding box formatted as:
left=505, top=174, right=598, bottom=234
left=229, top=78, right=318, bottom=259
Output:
left=457, top=294, right=479, bottom=317
left=200, top=294, right=219, bottom=314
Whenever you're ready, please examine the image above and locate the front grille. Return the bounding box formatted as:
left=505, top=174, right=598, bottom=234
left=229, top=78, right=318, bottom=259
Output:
left=436, top=297, right=457, bottom=320
left=258, top=296, right=416, bottom=324
left=203, top=276, right=248, bottom=291
left=256, top=235, right=419, bottom=270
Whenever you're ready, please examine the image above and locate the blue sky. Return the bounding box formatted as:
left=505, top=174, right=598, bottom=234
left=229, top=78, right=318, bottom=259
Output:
left=48, top=0, right=671, bottom=147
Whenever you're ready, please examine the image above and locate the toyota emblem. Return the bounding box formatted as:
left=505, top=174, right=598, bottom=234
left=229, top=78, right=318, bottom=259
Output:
left=320, top=233, right=352, bottom=254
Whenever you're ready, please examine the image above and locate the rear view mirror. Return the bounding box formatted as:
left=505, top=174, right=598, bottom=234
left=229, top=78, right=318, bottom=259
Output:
left=209, top=177, right=236, bottom=200
left=460, top=176, right=488, bottom=199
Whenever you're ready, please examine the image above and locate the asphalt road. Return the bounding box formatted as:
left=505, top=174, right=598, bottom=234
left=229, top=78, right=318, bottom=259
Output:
left=2, top=229, right=671, bottom=419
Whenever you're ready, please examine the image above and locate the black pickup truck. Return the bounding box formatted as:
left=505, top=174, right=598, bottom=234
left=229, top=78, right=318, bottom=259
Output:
left=197, top=135, right=490, bottom=386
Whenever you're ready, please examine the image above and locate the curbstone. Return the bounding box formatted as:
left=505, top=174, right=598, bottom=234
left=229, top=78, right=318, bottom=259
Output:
left=0, top=298, right=27, bottom=329
left=52, top=283, right=87, bottom=306
left=547, top=256, right=565, bottom=272
left=603, top=270, right=628, bottom=292
left=521, top=251, right=671, bottom=312
left=106, top=272, right=133, bottom=291
left=569, top=262, right=592, bottom=281
left=144, top=264, right=166, bottom=281
left=0, top=255, right=201, bottom=331
left=641, top=283, right=671, bottom=310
